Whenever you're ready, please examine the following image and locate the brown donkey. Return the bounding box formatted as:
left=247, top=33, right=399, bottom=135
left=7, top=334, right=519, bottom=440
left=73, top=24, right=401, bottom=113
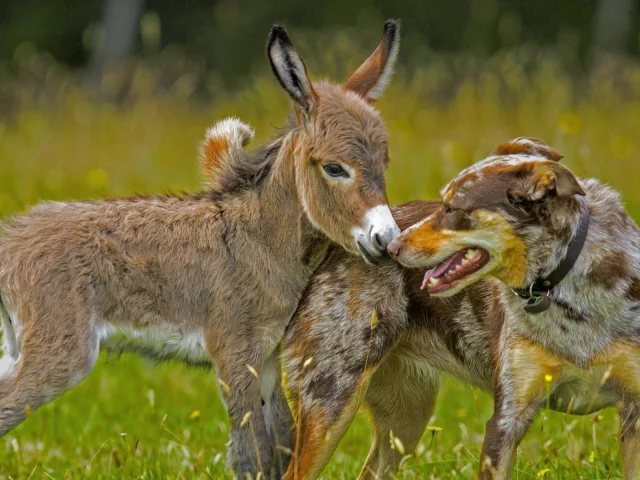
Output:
left=0, top=21, right=401, bottom=479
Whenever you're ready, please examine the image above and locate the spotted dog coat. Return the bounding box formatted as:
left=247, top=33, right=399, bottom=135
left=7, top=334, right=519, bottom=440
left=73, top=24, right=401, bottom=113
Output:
left=392, top=138, right=640, bottom=479
left=282, top=138, right=640, bottom=480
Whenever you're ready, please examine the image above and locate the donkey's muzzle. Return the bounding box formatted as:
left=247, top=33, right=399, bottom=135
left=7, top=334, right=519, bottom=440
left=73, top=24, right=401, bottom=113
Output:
left=352, top=205, right=400, bottom=265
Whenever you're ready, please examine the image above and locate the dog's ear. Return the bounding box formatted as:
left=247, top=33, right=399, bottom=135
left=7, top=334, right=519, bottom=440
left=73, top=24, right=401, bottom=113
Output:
left=511, top=161, right=585, bottom=201
left=267, top=24, right=318, bottom=132
left=495, top=137, right=564, bottom=162
left=344, top=19, right=400, bottom=102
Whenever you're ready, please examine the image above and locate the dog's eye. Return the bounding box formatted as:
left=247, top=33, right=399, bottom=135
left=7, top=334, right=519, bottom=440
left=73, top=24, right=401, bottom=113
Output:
left=323, top=163, right=349, bottom=178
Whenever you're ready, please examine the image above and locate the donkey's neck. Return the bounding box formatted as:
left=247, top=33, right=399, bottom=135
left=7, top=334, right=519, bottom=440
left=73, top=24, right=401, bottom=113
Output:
left=251, top=133, right=328, bottom=271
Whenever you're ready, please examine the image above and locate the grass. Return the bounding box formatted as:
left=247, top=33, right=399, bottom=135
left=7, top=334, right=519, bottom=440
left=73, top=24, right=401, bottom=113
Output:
left=1, top=49, right=639, bottom=478
left=0, top=357, right=623, bottom=479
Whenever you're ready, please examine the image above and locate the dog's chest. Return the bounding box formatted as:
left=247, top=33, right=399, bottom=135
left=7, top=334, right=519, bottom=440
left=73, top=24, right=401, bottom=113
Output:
left=507, top=294, right=617, bottom=363
left=505, top=329, right=640, bottom=413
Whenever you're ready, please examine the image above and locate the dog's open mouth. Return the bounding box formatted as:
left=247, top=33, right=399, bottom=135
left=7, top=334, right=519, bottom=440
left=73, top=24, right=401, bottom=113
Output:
left=421, top=247, right=490, bottom=293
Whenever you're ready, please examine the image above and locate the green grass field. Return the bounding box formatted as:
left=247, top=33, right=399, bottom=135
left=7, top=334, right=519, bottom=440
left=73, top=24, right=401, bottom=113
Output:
left=1, top=53, right=639, bottom=478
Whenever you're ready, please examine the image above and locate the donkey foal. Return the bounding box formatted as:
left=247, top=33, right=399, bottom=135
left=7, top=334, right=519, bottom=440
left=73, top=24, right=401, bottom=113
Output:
left=0, top=21, right=401, bottom=479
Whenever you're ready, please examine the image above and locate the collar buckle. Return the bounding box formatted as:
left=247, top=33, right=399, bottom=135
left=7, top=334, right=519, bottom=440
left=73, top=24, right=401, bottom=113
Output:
left=523, top=290, right=552, bottom=314
left=512, top=283, right=552, bottom=314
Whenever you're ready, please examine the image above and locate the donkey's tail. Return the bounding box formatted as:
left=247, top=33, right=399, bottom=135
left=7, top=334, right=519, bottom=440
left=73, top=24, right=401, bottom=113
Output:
left=199, top=117, right=254, bottom=190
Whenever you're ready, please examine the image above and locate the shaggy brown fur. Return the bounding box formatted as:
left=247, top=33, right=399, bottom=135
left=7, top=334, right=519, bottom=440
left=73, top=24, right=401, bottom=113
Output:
left=0, top=21, right=402, bottom=480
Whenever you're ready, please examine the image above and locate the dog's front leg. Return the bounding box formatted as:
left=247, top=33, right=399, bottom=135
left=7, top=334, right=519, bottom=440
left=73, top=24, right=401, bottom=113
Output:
left=282, top=309, right=389, bottom=480
left=620, top=399, right=640, bottom=479
left=358, top=351, right=441, bottom=480
left=480, top=403, right=530, bottom=480
left=283, top=368, right=373, bottom=480
left=480, top=335, right=561, bottom=480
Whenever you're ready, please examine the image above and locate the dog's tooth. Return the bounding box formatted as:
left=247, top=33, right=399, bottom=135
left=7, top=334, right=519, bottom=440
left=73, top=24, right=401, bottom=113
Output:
left=465, top=250, right=475, bottom=259
left=429, top=277, right=440, bottom=286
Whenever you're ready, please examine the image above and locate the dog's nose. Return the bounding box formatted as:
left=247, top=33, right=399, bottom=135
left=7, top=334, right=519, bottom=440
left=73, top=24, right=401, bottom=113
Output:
left=387, top=238, right=402, bottom=257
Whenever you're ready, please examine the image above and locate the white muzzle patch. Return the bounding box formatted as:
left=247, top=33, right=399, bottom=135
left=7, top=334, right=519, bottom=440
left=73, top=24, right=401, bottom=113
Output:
left=351, top=204, right=400, bottom=265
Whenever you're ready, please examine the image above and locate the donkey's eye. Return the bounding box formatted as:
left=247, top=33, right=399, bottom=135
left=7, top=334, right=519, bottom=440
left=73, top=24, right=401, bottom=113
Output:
left=323, top=163, right=349, bottom=178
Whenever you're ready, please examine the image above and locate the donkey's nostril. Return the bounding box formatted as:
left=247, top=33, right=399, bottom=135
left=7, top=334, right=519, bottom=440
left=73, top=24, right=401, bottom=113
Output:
left=387, top=238, right=401, bottom=257
left=372, top=232, right=385, bottom=251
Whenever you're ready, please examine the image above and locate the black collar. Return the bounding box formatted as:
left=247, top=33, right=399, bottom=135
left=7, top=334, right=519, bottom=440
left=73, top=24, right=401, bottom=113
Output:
left=512, top=205, right=590, bottom=314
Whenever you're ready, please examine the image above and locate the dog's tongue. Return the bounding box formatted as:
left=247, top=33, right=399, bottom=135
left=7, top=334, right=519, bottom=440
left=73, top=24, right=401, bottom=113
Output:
left=420, top=251, right=464, bottom=290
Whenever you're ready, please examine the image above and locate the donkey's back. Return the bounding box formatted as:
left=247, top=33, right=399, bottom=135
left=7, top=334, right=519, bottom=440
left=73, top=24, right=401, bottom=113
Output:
left=0, top=194, right=225, bottom=311
left=0, top=194, right=226, bottom=368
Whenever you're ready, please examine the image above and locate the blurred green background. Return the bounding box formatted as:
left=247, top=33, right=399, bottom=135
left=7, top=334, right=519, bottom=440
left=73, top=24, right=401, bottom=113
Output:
left=0, top=0, right=639, bottom=478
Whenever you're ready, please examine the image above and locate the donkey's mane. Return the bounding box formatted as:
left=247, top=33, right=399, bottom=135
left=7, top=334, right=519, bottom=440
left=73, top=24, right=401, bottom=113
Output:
left=217, top=139, right=282, bottom=193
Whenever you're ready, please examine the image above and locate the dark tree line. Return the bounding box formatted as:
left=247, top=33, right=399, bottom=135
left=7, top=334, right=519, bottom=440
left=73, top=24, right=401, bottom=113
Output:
left=1, top=0, right=638, bottom=83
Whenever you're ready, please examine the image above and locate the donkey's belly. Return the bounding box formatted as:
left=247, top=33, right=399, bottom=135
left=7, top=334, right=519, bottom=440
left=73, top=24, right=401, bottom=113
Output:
left=99, top=323, right=212, bottom=368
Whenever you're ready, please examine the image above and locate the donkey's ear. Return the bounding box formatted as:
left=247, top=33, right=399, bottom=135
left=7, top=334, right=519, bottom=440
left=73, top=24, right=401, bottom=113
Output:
left=267, top=24, right=317, bottom=129
left=518, top=161, right=585, bottom=201
left=344, top=19, right=401, bottom=102
left=494, top=137, right=564, bottom=162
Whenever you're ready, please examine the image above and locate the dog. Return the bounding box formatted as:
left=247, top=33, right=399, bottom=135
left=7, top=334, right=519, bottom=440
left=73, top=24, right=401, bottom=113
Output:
left=281, top=138, right=640, bottom=480
left=390, top=137, right=640, bottom=479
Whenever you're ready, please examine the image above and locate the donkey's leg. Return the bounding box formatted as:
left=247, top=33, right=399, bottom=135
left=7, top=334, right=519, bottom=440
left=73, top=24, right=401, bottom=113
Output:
left=619, top=398, right=640, bottom=479
left=214, top=341, right=274, bottom=479
left=262, top=352, right=295, bottom=479
left=267, top=382, right=294, bottom=479
left=263, top=361, right=295, bottom=480
left=359, top=353, right=441, bottom=480
left=0, top=313, right=100, bottom=436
